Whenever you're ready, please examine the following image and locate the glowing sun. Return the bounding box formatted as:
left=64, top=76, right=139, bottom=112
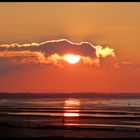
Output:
left=63, top=54, right=81, bottom=64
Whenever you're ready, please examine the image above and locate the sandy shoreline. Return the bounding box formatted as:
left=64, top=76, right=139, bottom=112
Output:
left=0, top=126, right=140, bottom=138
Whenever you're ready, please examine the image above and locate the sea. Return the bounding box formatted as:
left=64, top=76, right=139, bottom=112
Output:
left=0, top=93, right=140, bottom=132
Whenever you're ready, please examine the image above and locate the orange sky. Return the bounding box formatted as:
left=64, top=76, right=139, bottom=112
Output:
left=0, top=2, right=140, bottom=93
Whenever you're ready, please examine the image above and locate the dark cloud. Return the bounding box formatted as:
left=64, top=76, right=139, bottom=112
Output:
left=0, top=39, right=116, bottom=74
left=0, top=39, right=96, bottom=57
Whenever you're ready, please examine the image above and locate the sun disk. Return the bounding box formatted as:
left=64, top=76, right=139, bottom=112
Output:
left=63, top=54, right=81, bottom=64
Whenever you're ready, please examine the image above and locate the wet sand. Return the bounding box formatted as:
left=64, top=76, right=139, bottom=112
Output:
left=0, top=126, right=140, bottom=138
left=0, top=109, right=140, bottom=138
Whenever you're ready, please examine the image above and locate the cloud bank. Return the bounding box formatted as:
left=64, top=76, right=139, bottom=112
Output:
left=0, top=39, right=115, bottom=67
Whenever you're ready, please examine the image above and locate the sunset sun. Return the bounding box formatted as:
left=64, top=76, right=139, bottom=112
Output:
left=63, top=54, right=81, bottom=64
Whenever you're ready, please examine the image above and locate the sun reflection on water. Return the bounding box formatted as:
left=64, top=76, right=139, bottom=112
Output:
left=64, top=98, right=80, bottom=117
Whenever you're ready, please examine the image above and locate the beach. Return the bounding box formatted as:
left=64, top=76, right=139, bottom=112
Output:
left=0, top=124, right=140, bottom=138
left=0, top=93, right=140, bottom=138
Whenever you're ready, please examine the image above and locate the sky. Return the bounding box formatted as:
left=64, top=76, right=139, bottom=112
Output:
left=0, top=2, right=140, bottom=93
